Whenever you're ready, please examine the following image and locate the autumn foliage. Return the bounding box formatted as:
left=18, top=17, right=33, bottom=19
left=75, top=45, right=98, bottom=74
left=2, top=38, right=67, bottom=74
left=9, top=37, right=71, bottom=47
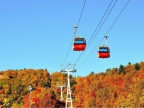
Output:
left=0, top=62, right=144, bottom=107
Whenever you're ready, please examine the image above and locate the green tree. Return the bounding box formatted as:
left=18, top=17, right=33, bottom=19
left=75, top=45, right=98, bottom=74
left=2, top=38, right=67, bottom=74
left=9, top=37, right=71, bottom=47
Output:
left=118, top=65, right=125, bottom=74
left=90, top=71, right=94, bottom=75
left=134, top=63, right=140, bottom=70
left=128, top=62, right=131, bottom=65
left=106, top=68, right=111, bottom=72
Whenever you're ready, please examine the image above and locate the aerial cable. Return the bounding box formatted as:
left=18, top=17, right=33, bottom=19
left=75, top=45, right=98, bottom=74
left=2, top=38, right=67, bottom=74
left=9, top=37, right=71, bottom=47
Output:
left=62, top=0, right=87, bottom=68
left=75, top=0, right=87, bottom=34
left=71, top=0, right=117, bottom=67
left=87, top=0, right=117, bottom=49
left=87, top=0, right=114, bottom=48
left=77, top=37, right=105, bottom=69
left=77, top=0, right=131, bottom=69
left=105, top=0, right=131, bottom=35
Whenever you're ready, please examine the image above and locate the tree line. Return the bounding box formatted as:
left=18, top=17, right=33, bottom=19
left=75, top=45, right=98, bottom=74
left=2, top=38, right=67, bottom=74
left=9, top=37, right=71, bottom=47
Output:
left=0, top=62, right=144, bottom=107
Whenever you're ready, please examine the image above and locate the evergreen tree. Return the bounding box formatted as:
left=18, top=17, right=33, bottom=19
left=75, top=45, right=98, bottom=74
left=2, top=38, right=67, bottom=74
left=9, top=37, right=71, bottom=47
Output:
left=134, top=63, right=140, bottom=70
left=90, top=71, right=94, bottom=75
left=118, top=65, right=125, bottom=74
left=106, top=68, right=111, bottom=72
left=128, top=62, right=131, bottom=65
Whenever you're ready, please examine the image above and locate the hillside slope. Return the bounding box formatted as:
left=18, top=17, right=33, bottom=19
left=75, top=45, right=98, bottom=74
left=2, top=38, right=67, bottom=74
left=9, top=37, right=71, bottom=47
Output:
left=0, top=62, right=144, bottom=107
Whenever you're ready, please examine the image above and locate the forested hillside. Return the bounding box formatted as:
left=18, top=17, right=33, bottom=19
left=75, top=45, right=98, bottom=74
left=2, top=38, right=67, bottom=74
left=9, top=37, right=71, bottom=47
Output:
left=0, top=62, right=144, bottom=107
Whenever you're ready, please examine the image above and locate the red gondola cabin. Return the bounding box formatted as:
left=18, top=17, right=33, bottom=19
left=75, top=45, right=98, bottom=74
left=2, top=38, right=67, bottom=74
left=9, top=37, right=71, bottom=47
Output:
left=98, top=46, right=110, bottom=58
left=73, top=37, right=86, bottom=51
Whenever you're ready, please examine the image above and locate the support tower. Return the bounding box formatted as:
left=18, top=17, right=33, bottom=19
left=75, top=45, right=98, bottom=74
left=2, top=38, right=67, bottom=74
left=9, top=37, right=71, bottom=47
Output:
left=61, top=64, right=76, bottom=108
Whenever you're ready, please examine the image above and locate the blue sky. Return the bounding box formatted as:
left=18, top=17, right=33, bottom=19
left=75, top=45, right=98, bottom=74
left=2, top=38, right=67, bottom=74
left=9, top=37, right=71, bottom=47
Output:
left=0, top=0, right=143, bottom=76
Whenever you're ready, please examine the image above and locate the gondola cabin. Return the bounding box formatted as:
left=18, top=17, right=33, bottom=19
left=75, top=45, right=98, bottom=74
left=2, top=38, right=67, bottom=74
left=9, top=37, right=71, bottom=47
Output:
left=73, top=37, right=86, bottom=51
left=98, top=46, right=110, bottom=58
